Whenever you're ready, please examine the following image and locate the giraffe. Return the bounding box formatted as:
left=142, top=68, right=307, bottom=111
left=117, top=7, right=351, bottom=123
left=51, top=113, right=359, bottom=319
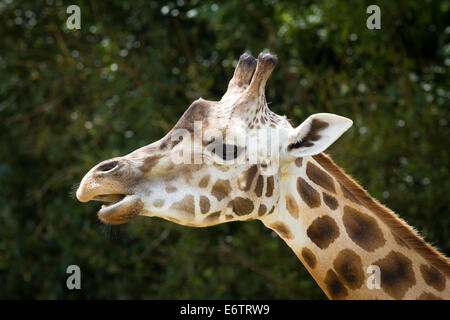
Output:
left=76, top=52, right=450, bottom=300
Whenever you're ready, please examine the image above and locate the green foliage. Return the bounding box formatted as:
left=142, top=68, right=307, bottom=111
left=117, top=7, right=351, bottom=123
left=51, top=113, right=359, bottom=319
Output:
left=0, top=0, right=448, bottom=299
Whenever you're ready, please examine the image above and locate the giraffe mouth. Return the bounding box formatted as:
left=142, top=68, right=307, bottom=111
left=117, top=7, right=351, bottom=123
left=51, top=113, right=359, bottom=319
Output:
left=95, top=194, right=144, bottom=225
left=93, top=194, right=126, bottom=203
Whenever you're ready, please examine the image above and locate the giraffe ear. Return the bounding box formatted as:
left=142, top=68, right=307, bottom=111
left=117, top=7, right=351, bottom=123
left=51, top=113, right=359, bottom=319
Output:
left=286, top=113, right=353, bottom=156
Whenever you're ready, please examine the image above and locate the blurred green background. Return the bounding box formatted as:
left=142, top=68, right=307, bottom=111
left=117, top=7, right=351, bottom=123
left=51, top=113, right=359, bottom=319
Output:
left=0, top=0, right=449, bottom=299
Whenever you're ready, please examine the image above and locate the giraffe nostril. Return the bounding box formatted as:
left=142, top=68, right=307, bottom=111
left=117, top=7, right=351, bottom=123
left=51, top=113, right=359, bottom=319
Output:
left=96, top=160, right=118, bottom=173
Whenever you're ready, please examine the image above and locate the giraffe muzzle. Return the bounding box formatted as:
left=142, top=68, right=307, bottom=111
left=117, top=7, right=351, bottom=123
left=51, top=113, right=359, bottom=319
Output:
left=97, top=194, right=144, bottom=225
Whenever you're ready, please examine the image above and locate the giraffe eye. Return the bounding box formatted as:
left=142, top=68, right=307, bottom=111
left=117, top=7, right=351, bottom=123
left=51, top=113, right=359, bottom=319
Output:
left=211, top=144, right=241, bottom=160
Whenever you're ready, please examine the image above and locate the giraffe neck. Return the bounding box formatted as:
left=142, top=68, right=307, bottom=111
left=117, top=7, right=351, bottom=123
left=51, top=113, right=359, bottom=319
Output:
left=260, top=153, right=450, bottom=300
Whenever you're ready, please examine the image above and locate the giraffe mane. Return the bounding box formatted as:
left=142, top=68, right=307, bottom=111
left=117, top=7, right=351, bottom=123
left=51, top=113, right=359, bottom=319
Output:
left=313, top=153, right=450, bottom=277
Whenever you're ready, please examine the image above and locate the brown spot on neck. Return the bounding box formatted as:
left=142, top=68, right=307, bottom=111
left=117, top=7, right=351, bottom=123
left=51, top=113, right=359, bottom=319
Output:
left=392, top=232, right=410, bottom=249
left=420, top=264, right=446, bottom=292
left=333, top=249, right=364, bottom=290
left=324, top=269, right=348, bottom=300
left=306, top=162, right=336, bottom=193
left=343, top=206, right=386, bottom=252
left=323, top=192, right=338, bottom=210
left=340, top=182, right=362, bottom=204
left=307, top=215, right=340, bottom=249
left=373, top=250, right=416, bottom=299
left=285, top=194, right=299, bottom=219
left=300, top=247, right=317, bottom=269
left=270, top=221, right=294, bottom=240
left=417, top=292, right=442, bottom=300
left=296, top=177, right=321, bottom=208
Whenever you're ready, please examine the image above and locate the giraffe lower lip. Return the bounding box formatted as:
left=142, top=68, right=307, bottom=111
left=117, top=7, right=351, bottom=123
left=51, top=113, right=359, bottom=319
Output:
left=97, top=195, right=144, bottom=225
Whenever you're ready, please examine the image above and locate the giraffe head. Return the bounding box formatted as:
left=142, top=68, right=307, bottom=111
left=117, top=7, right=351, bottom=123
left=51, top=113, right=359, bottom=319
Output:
left=76, top=52, right=352, bottom=226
